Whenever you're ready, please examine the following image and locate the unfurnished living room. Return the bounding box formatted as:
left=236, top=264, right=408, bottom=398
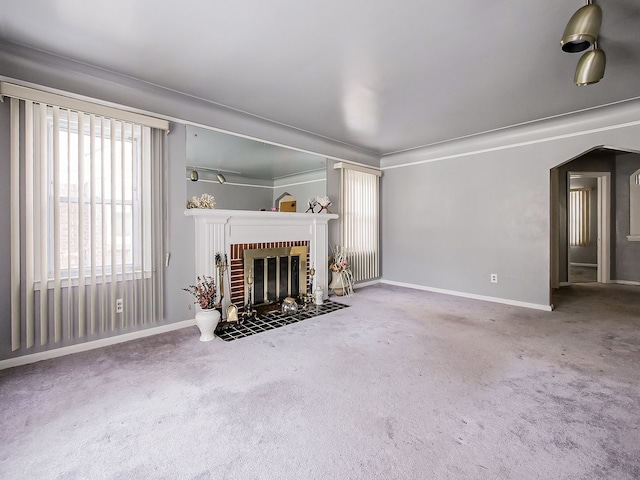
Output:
left=1, top=2, right=639, bottom=479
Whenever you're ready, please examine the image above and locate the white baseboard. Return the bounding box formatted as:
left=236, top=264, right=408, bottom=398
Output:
left=0, top=319, right=196, bottom=371
left=380, top=279, right=553, bottom=311
left=354, top=279, right=381, bottom=289
left=613, top=279, right=640, bottom=286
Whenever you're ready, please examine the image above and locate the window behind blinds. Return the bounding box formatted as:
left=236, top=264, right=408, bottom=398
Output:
left=336, top=163, right=381, bottom=283
left=569, top=189, right=590, bottom=247
left=5, top=83, right=168, bottom=351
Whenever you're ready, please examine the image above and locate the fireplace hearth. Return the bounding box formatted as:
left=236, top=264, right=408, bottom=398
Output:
left=215, top=299, right=348, bottom=342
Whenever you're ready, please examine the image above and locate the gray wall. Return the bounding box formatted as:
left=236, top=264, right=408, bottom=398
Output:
left=381, top=98, right=640, bottom=307
left=615, top=152, right=640, bottom=282
left=187, top=177, right=273, bottom=211
left=0, top=46, right=366, bottom=360
left=568, top=177, right=598, bottom=265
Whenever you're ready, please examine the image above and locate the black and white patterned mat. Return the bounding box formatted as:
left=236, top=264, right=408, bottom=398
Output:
left=215, top=299, right=348, bottom=342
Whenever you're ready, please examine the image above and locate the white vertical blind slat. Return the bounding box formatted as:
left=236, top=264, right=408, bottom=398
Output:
left=89, top=114, right=98, bottom=335
left=25, top=101, right=35, bottom=348
left=77, top=112, right=86, bottom=338
left=110, top=118, right=117, bottom=331
left=100, top=117, right=107, bottom=332
left=66, top=110, right=73, bottom=339
left=131, top=124, right=138, bottom=325
left=53, top=107, right=62, bottom=343
left=39, top=104, right=49, bottom=345
left=120, top=121, right=127, bottom=328
left=140, top=127, right=148, bottom=324
left=10, top=98, right=21, bottom=351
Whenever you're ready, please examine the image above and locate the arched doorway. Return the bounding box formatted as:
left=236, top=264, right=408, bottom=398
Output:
left=550, top=147, right=640, bottom=290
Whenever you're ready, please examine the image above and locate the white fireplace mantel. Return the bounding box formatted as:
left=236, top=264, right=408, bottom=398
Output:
left=185, top=209, right=338, bottom=312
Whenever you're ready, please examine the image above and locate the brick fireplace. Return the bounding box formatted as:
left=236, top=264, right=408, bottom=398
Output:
left=185, top=209, right=338, bottom=319
left=229, top=240, right=310, bottom=310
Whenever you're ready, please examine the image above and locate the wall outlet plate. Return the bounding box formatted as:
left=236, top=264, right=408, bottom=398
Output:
left=116, top=298, right=124, bottom=313
left=490, top=274, right=498, bottom=283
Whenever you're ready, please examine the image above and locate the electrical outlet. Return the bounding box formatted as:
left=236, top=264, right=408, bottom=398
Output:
left=116, top=298, right=124, bottom=314
left=490, top=274, right=498, bottom=284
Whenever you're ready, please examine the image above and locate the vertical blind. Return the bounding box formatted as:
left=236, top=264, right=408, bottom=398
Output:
left=569, top=189, right=590, bottom=247
left=4, top=83, right=168, bottom=351
left=336, top=163, right=381, bottom=283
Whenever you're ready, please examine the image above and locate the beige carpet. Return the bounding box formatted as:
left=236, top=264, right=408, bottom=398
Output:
left=1, top=283, right=639, bottom=479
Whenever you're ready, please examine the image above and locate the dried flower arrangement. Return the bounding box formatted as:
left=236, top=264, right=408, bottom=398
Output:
left=183, top=275, right=218, bottom=309
left=186, top=193, right=216, bottom=209
left=329, top=245, right=354, bottom=296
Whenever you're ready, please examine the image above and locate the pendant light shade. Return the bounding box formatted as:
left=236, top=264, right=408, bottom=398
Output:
left=561, top=3, right=602, bottom=53
left=190, top=170, right=199, bottom=181
left=216, top=173, right=227, bottom=184
left=574, top=47, right=606, bottom=85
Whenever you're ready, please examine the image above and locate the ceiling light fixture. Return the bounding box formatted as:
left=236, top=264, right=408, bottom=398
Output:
left=574, top=43, right=606, bottom=85
left=190, top=170, right=199, bottom=182
left=216, top=173, right=226, bottom=184
left=561, top=1, right=602, bottom=53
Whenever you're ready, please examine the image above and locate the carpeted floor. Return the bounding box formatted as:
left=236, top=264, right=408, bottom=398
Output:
left=1, top=283, right=639, bottom=480
left=570, top=265, right=597, bottom=283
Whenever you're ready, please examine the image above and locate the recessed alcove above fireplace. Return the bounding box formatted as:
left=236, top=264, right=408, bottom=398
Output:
left=185, top=209, right=338, bottom=319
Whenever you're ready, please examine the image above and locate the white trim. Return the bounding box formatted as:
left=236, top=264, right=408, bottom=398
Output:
left=354, top=279, right=381, bottom=289
left=614, top=280, right=640, bottom=286
left=334, top=162, right=382, bottom=176
left=385, top=96, right=640, bottom=157
left=190, top=178, right=326, bottom=189
left=0, top=82, right=169, bottom=130
left=626, top=235, right=640, bottom=241
left=0, top=319, right=198, bottom=370
left=382, top=120, right=640, bottom=171
left=381, top=279, right=553, bottom=311
left=570, top=262, right=597, bottom=268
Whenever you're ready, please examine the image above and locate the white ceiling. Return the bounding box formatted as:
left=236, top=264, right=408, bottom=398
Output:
left=1, top=0, right=639, bottom=156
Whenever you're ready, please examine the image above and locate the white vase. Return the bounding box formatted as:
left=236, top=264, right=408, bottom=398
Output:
left=195, top=308, right=221, bottom=342
left=329, top=271, right=345, bottom=296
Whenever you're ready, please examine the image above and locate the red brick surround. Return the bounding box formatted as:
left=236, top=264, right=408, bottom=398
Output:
left=229, top=241, right=310, bottom=310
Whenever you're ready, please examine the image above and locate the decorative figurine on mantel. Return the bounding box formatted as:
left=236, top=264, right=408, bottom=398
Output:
left=316, top=195, right=332, bottom=214
left=306, top=197, right=318, bottom=213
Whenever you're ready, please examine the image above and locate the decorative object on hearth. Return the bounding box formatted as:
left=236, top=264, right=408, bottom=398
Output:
left=329, top=245, right=354, bottom=296
left=183, top=275, right=220, bottom=341
left=306, top=197, right=318, bottom=213
left=226, top=304, right=239, bottom=323
left=186, top=193, right=216, bottom=209
left=215, top=252, right=228, bottom=306
left=316, top=195, right=332, bottom=214
left=315, top=285, right=324, bottom=305
left=245, top=268, right=255, bottom=318
left=281, top=297, right=299, bottom=315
